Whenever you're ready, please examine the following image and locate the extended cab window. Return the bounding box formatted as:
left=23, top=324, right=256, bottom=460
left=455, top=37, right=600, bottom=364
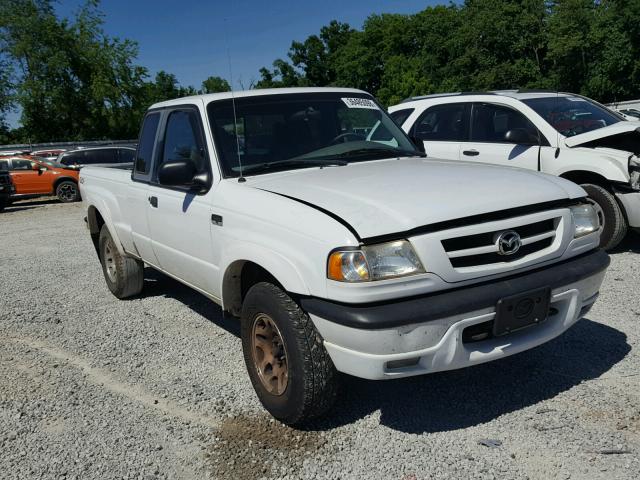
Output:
left=471, top=103, right=539, bottom=143
left=135, top=113, right=160, bottom=174
left=413, top=104, right=466, bottom=141
left=156, top=109, right=207, bottom=181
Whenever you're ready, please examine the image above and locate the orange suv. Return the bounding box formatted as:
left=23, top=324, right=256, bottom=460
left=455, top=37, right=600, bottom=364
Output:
left=0, top=156, right=80, bottom=203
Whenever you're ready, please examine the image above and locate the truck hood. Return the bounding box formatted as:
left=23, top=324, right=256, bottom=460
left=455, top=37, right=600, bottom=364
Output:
left=564, top=122, right=640, bottom=149
left=248, top=158, right=585, bottom=240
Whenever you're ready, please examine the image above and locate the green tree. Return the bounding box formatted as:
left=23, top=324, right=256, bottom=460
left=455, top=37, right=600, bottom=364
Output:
left=255, top=59, right=303, bottom=88
left=0, top=0, right=147, bottom=141
left=200, top=75, right=231, bottom=94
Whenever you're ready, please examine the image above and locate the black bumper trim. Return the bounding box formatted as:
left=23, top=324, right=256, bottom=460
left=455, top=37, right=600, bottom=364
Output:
left=300, top=249, right=610, bottom=330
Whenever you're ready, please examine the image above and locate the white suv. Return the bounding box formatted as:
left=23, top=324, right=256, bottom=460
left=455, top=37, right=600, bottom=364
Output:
left=390, top=91, right=640, bottom=250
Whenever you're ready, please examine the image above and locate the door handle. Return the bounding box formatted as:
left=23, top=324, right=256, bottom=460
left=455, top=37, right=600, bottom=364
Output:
left=462, top=149, right=480, bottom=156
left=148, top=196, right=158, bottom=208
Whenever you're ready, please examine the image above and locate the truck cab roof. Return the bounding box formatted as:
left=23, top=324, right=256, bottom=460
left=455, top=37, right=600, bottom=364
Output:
left=149, top=87, right=369, bottom=110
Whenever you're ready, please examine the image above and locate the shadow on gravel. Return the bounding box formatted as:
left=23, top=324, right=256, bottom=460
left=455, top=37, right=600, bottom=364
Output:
left=139, top=268, right=240, bottom=337
left=134, top=269, right=629, bottom=435
left=2, top=206, right=40, bottom=213
left=8, top=198, right=62, bottom=208
left=307, top=319, right=629, bottom=434
left=610, top=230, right=640, bottom=254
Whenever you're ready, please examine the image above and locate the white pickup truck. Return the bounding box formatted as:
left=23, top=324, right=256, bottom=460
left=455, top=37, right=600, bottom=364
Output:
left=81, top=87, right=609, bottom=425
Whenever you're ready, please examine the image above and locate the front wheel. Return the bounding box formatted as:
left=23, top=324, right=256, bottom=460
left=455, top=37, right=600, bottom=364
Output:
left=241, top=282, right=338, bottom=426
left=581, top=183, right=627, bottom=250
left=56, top=180, right=80, bottom=203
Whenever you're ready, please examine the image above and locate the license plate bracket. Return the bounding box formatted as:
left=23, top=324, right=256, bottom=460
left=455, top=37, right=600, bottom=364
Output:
left=493, top=287, right=551, bottom=337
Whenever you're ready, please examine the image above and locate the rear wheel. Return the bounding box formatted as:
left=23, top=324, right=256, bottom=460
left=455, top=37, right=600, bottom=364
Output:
left=581, top=183, right=627, bottom=250
left=98, top=225, right=144, bottom=298
left=241, top=282, right=338, bottom=426
left=56, top=180, right=79, bottom=203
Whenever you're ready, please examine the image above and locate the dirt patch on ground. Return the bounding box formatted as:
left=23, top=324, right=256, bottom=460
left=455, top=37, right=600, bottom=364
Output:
left=206, top=414, right=329, bottom=479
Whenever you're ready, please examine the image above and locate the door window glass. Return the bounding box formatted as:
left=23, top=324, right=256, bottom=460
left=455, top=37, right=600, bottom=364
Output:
left=158, top=110, right=206, bottom=177
left=119, top=149, right=135, bottom=163
left=413, top=104, right=466, bottom=141
left=389, top=108, right=414, bottom=127
left=135, top=113, right=160, bottom=174
left=11, top=159, right=33, bottom=170
left=471, top=103, right=539, bottom=143
left=61, top=152, right=85, bottom=166
left=84, top=150, right=116, bottom=164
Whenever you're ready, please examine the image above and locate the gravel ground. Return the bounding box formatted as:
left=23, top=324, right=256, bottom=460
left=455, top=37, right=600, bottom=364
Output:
left=1, top=198, right=639, bottom=480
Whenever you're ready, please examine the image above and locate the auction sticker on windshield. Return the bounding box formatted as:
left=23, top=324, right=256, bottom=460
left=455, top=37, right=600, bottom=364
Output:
left=342, top=97, right=379, bottom=109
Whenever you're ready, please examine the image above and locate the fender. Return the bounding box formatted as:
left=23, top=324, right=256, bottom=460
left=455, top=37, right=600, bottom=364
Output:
left=219, top=242, right=311, bottom=312
left=549, top=150, right=629, bottom=184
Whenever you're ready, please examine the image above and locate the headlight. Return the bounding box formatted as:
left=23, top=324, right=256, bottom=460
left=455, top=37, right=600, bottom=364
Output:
left=327, top=240, right=425, bottom=282
left=570, top=203, right=600, bottom=238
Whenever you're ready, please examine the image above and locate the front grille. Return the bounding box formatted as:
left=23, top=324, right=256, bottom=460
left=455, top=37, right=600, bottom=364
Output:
left=442, top=218, right=558, bottom=269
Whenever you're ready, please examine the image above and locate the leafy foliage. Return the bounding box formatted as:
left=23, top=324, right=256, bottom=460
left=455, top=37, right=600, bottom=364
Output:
left=257, top=0, right=640, bottom=106
left=2, top=0, right=640, bottom=142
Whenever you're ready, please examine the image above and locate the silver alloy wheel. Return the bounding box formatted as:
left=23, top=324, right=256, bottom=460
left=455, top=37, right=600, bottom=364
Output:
left=251, top=313, right=289, bottom=396
left=587, top=197, right=605, bottom=231
left=58, top=183, right=77, bottom=202
left=103, top=238, right=118, bottom=283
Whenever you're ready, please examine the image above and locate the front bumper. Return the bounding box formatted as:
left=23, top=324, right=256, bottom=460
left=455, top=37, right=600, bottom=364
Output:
left=615, top=190, right=640, bottom=228
left=304, top=249, right=609, bottom=380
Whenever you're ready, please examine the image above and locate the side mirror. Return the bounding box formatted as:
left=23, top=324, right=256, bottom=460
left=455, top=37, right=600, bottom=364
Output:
left=31, top=163, right=40, bottom=171
left=158, top=160, right=209, bottom=192
left=504, top=128, right=539, bottom=145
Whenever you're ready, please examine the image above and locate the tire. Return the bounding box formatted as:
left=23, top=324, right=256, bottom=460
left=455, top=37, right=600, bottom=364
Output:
left=98, top=225, right=144, bottom=299
left=56, top=180, right=80, bottom=203
left=581, top=184, right=627, bottom=250
left=241, top=282, right=338, bottom=425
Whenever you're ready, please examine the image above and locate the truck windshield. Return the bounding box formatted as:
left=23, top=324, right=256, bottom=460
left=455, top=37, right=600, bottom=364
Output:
left=207, top=92, right=422, bottom=177
left=522, top=96, right=623, bottom=137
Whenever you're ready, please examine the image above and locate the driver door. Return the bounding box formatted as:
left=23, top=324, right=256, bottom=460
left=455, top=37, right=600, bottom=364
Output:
left=411, top=103, right=467, bottom=160
left=9, top=159, right=49, bottom=194
left=457, top=102, right=541, bottom=171
left=146, top=106, right=219, bottom=294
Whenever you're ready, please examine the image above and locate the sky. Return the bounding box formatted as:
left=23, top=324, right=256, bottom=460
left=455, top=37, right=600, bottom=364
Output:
left=7, top=0, right=451, bottom=128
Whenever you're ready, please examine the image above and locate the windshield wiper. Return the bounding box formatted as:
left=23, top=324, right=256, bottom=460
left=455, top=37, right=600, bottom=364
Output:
left=334, top=147, right=426, bottom=159
left=239, top=158, right=347, bottom=175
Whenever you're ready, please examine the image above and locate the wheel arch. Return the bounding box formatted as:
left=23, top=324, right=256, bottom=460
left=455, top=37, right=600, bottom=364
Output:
left=87, top=205, right=106, bottom=255
left=53, top=176, right=78, bottom=191
left=221, top=256, right=309, bottom=317
left=559, top=170, right=612, bottom=190
left=86, top=202, right=126, bottom=256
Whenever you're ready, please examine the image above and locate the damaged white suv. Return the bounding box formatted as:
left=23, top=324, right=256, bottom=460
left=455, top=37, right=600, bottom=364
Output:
left=390, top=91, right=640, bottom=249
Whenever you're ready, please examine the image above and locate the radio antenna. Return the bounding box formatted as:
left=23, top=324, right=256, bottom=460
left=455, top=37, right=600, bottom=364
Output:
left=224, top=18, right=245, bottom=183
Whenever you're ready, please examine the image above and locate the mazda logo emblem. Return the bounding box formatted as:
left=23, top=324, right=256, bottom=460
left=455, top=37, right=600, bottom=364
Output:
left=496, top=230, right=522, bottom=256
